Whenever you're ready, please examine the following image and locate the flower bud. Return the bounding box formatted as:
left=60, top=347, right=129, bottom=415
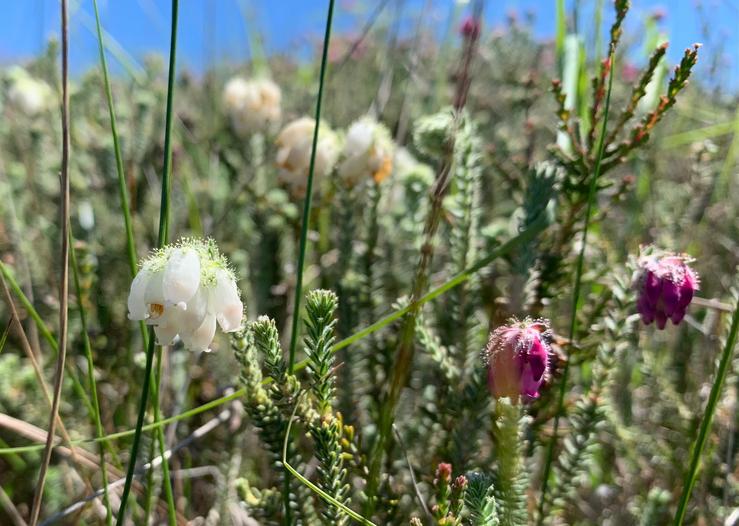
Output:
left=634, top=248, right=699, bottom=329
left=484, top=318, right=552, bottom=399
left=338, top=116, right=394, bottom=186
left=222, top=76, right=282, bottom=136
left=275, top=117, right=340, bottom=196
left=460, top=16, right=481, bottom=39
left=127, top=239, right=244, bottom=351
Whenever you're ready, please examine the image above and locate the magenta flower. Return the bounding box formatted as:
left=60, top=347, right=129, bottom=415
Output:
left=634, top=249, right=699, bottom=329
left=460, top=17, right=481, bottom=40
left=484, top=319, right=552, bottom=399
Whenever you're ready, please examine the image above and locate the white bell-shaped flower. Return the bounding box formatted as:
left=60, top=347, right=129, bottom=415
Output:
left=6, top=67, right=53, bottom=117
left=127, top=239, right=244, bottom=351
left=275, top=117, right=340, bottom=196
left=338, top=117, right=394, bottom=186
left=223, top=76, right=282, bottom=136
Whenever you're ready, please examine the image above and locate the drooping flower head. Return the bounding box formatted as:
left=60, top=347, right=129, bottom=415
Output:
left=127, top=238, right=243, bottom=351
left=484, top=318, right=552, bottom=400
left=275, top=117, right=340, bottom=196
left=337, top=116, right=394, bottom=186
left=633, top=247, right=699, bottom=329
left=460, top=16, right=481, bottom=39
left=222, top=76, right=282, bottom=136
left=5, top=66, right=53, bottom=117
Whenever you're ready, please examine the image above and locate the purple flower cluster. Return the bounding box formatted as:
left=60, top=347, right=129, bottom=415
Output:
left=634, top=251, right=699, bottom=329
left=485, top=319, right=552, bottom=400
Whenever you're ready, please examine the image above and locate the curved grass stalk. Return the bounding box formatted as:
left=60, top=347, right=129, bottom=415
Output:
left=116, top=1, right=179, bottom=523
left=536, top=47, right=616, bottom=524
left=673, top=296, right=739, bottom=524
left=282, top=393, right=377, bottom=526
left=0, top=217, right=547, bottom=457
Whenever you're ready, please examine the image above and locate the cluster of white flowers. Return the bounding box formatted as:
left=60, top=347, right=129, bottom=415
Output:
left=337, top=116, right=394, bottom=186
left=127, top=239, right=243, bottom=352
left=222, top=76, right=282, bottom=136
left=275, top=117, right=340, bottom=196
left=6, top=66, right=53, bottom=117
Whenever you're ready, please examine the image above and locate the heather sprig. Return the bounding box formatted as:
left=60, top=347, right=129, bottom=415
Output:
left=493, top=398, right=530, bottom=526
left=464, top=472, right=500, bottom=526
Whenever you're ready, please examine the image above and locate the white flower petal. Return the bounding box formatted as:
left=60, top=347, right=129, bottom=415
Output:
left=163, top=248, right=201, bottom=306
left=154, top=321, right=179, bottom=346
left=217, top=298, right=244, bottom=332
left=178, top=287, right=208, bottom=334
left=181, top=313, right=217, bottom=352
left=143, top=270, right=165, bottom=305
left=206, top=271, right=243, bottom=332
left=127, top=270, right=151, bottom=320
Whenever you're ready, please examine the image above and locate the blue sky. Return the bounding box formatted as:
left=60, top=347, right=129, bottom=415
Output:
left=1, top=1, right=737, bottom=89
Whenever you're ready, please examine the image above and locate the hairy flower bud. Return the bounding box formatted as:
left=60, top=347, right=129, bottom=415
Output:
left=222, top=76, right=282, bottom=135
left=127, top=238, right=244, bottom=351
left=275, top=117, right=340, bottom=196
left=633, top=248, right=699, bottom=329
left=484, top=318, right=552, bottom=399
left=338, top=116, right=394, bottom=186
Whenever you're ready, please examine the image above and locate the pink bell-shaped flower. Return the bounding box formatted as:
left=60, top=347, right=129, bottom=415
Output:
left=634, top=249, right=699, bottom=329
left=484, top=318, right=552, bottom=400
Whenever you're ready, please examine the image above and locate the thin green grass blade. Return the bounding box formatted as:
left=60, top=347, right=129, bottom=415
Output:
left=555, top=0, right=566, bottom=72
left=674, top=293, right=739, bottom=524
left=91, top=0, right=138, bottom=279
left=287, top=0, right=337, bottom=372
left=0, top=316, right=12, bottom=354
left=70, top=241, right=113, bottom=526
left=537, top=47, right=617, bottom=524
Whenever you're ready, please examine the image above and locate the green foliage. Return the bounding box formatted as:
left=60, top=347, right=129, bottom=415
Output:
left=0, top=2, right=735, bottom=524
left=493, top=400, right=530, bottom=526
left=464, top=473, right=500, bottom=526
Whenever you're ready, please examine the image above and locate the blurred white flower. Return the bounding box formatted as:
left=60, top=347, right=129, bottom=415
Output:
left=77, top=200, right=95, bottom=230
left=338, top=116, right=394, bottom=186
left=127, top=239, right=243, bottom=352
left=223, top=76, right=281, bottom=136
left=6, top=66, right=53, bottom=117
left=275, top=117, right=340, bottom=196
